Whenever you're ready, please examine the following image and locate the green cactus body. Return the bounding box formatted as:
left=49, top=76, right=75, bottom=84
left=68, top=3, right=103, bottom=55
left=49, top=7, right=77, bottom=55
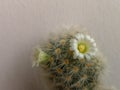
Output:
left=34, top=30, right=104, bottom=90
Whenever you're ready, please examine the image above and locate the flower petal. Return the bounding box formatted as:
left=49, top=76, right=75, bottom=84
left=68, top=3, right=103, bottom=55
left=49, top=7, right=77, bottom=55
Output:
left=80, top=34, right=84, bottom=39
left=75, top=34, right=81, bottom=40
left=78, top=53, right=84, bottom=59
left=86, top=35, right=91, bottom=40
left=93, top=42, right=96, bottom=47
left=90, top=38, right=95, bottom=43
left=85, top=54, right=91, bottom=61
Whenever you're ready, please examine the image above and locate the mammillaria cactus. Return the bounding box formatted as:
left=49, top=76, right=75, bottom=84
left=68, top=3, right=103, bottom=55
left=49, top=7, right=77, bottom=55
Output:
left=32, top=26, right=116, bottom=90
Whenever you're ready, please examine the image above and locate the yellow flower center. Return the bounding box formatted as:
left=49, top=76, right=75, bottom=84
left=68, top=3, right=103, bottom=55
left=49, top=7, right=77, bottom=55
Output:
left=78, top=44, right=87, bottom=53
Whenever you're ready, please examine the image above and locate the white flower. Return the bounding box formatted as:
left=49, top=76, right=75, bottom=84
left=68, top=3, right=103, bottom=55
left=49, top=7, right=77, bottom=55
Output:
left=70, top=33, right=98, bottom=60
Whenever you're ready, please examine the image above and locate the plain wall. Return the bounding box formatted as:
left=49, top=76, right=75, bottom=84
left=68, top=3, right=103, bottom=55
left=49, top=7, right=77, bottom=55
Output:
left=0, top=0, right=120, bottom=90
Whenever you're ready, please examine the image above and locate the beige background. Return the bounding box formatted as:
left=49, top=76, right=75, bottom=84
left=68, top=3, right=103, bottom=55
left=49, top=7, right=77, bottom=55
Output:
left=0, top=0, right=120, bottom=90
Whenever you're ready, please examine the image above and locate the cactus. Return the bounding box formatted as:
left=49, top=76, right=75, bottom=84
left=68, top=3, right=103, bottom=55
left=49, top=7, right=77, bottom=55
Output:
left=33, top=27, right=105, bottom=90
